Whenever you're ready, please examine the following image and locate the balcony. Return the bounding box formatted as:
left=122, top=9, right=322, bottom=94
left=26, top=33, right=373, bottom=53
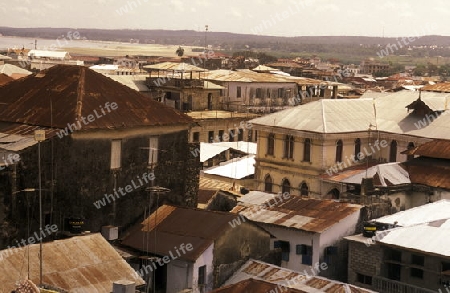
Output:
left=373, top=276, right=435, bottom=293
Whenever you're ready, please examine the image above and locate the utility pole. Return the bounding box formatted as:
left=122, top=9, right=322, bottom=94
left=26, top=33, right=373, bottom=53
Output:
left=204, top=25, right=208, bottom=69
left=34, top=129, right=45, bottom=287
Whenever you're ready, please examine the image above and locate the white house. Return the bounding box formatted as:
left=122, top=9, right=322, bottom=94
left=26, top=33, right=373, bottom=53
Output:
left=230, top=190, right=363, bottom=280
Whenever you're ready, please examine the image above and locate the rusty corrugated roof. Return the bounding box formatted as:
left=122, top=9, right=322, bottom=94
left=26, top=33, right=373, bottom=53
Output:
left=0, top=73, right=13, bottom=86
left=422, top=82, right=450, bottom=93
left=402, top=157, right=450, bottom=189
left=223, top=259, right=375, bottom=293
left=0, top=233, right=145, bottom=292
left=405, top=139, right=450, bottom=160
left=211, top=278, right=307, bottom=293
left=0, top=65, right=193, bottom=130
left=121, top=205, right=241, bottom=262
left=231, top=192, right=362, bottom=233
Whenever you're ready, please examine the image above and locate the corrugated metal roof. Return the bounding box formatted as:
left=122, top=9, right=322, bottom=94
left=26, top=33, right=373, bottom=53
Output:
left=0, top=73, right=13, bottom=86
left=213, top=278, right=307, bottom=293
left=0, top=65, right=193, bottom=130
left=203, top=155, right=255, bottom=179
left=121, top=205, right=241, bottom=262
left=144, top=62, right=206, bottom=72
left=203, top=69, right=297, bottom=83
left=374, top=199, right=450, bottom=227
left=200, top=142, right=230, bottom=162
left=0, top=233, right=144, bottom=292
left=325, top=162, right=410, bottom=186
left=211, top=141, right=257, bottom=155
left=252, top=65, right=277, bottom=72
left=401, top=157, right=450, bottom=189
left=199, top=176, right=235, bottom=191
left=406, top=139, right=450, bottom=159
left=0, top=64, right=32, bottom=77
left=379, top=219, right=450, bottom=257
left=107, top=75, right=150, bottom=92
left=28, top=50, right=69, bottom=59
left=231, top=191, right=362, bottom=233
left=223, top=259, right=374, bottom=293
left=421, top=82, right=450, bottom=93
left=251, top=91, right=450, bottom=139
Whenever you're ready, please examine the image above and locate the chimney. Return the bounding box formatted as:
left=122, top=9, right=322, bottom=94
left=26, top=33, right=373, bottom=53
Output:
left=113, top=280, right=136, bottom=293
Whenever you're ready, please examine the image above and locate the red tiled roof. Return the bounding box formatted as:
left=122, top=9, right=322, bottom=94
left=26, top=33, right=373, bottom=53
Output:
left=0, top=65, right=193, bottom=130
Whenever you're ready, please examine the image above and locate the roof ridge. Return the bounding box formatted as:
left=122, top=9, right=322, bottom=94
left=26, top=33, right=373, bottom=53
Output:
left=75, top=66, right=85, bottom=121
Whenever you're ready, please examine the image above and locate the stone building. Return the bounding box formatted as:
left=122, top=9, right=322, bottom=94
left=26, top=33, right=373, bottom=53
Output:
left=0, top=65, right=200, bottom=247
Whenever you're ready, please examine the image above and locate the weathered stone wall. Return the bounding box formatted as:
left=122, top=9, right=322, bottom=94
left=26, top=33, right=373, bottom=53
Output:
left=2, top=129, right=200, bottom=248
left=347, top=240, right=382, bottom=290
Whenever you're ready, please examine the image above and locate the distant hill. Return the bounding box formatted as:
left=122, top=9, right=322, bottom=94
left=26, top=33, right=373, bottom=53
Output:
left=2, top=27, right=450, bottom=47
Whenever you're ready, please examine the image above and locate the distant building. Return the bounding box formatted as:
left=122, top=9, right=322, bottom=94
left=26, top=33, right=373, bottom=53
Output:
left=360, top=59, right=390, bottom=75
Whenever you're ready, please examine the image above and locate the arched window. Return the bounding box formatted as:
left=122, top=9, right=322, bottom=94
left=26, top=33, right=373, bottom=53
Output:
left=303, top=138, right=311, bottom=162
left=264, top=174, right=273, bottom=193
left=389, top=140, right=397, bottom=162
left=354, top=138, right=361, bottom=161
left=328, top=188, right=340, bottom=199
left=284, top=135, right=294, bottom=159
left=281, top=178, right=291, bottom=194
left=407, top=142, right=415, bottom=161
left=267, top=133, right=275, bottom=156
left=336, top=140, right=343, bottom=163
left=300, top=182, right=309, bottom=197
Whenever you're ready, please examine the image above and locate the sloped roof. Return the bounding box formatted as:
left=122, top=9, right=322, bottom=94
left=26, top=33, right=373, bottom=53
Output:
left=203, top=155, right=255, bottom=179
left=325, top=162, right=411, bottom=186
left=121, top=205, right=241, bottom=262
left=211, top=141, right=257, bottom=155
left=203, top=69, right=297, bottom=83
left=28, top=50, right=69, bottom=59
left=421, top=82, right=450, bottom=93
left=252, top=65, right=277, bottom=72
left=107, top=75, right=150, bottom=92
left=0, top=65, right=193, bottom=130
left=379, top=219, right=450, bottom=257
left=250, top=91, right=450, bottom=139
left=374, top=199, right=450, bottom=227
left=231, top=191, right=362, bottom=233
left=199, top=142, right=230, bottom=162
left=144, top=62, right=206, bottom=72
left=0, top=63, right=32, bottom=77
left=0, top=233, right=144, bottom=292
left=213, top=278, right=307, bottom=293
left=0, top=73, right=13, bottom=86
left=223, top=259, right=374, bottom=293
left=405, top=139, right=450, bottom=160
left=401, top=157, right=450, bottom=189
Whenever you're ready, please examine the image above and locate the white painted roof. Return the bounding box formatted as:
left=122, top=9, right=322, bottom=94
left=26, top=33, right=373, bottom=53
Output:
left=107, top=75, right=149, bottom=92
left=89, top=64, right=119, bottom=70
left=28, top=49, right=69, bottom=59
left=251, top=91, right=450, bottom=139
left=203, top=155, right=255, bottom=179
left=0, top=64, right=31, bottom=76
left=211, top=141, right=257, bottom=155
left=375, top=199, right=450, bottom=227
left=340, top=162, right=410, bottom=186
left=199, top=142, right=230, bottom=162
left=379, top=219, right=450, bottom=257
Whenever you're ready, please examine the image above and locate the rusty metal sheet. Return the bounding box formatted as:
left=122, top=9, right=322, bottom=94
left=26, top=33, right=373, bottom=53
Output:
left=0, top=233, right=144, bottom=292
left=0, top=65, right=193, bottom=130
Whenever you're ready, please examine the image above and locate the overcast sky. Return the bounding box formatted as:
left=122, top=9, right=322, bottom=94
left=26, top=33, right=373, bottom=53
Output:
left=2, top=0, right=450, bottom=37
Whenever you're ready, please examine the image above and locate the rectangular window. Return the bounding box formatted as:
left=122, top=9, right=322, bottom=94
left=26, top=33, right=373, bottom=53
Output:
left=148, top=136, right=159, bottom=165
left=247, top=130, right=253, bottom=142
left=411, top=254, right=424, bottom=266
left=410, top=268, right=424, bottom=279
left=296, top=244, right=312, bottom=265
left=110, top=140, right=122, bottom=169
left=256, top=88, right=262, bottom=99
left=386, top=248, right=402, bottom=262
left=208, top=131, right=214, bottom=143
left=193, top=132, right=200, bottom=143
left=275, top=240, right=290, bottom=262
left=198, top=265, right=206, bottom=285
left=357, top=273, right=373, bottom=285
left=218, top=130, right=224, bottom=142
left=237, top=86, right=241, bottom=98
left=238, top=129, right=244, bottom=141
left=278, top=88, right=284, bottom=98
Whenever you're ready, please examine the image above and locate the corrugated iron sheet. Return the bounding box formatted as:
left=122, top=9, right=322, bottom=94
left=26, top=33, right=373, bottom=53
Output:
left=212, top=278, right=307, bottom=293
left=0, top=73, right=13, bottom=86
left=422, top=82, right=450, bottom=93
left=224, top=259, right=374, bottom=293
left=406, top=139, right=450, bottom=160
left=0, top=65, right=193, bottom=130
left=0, top=233, right=144, bottom=292
left=122, top=204, right=241, bottom=262
left=231, top=191, right=361, bottom=233
left=402, top=157, right=450, bottom=189
left=144, top=62, right=206, bottom=72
